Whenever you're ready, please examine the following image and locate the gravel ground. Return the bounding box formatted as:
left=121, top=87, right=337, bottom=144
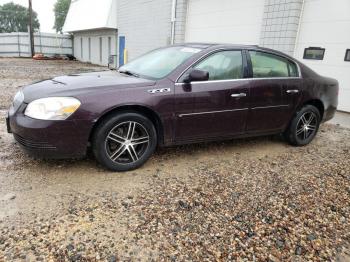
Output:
left=0, top=58, right=349, bottom=261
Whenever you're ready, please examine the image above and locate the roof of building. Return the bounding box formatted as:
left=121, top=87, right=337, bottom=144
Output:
left=63, top=0, right=117, bottom=33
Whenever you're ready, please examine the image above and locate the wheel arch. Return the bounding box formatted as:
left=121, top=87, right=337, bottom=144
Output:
left=301, top=99, right=325, bottom=120
left=88, top=105, right=164, bottom=146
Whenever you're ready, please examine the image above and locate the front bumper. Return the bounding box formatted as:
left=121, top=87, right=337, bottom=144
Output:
left=7, top=104, right=93, bottom=159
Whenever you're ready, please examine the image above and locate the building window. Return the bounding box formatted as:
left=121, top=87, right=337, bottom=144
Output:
left=88, top=38, right=91, bottom=61
left=99, top=37, right=102, bottom=62
left=108, top=37, right=111, bottom=56
left=303, top=47, right=325, bottom=60
left=80, top=38, right=83, bottom=59
left=345, top=49, right=350, bottom=62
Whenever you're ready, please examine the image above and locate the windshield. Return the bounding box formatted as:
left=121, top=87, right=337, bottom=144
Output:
left=119, top=46, right=202, bottom=79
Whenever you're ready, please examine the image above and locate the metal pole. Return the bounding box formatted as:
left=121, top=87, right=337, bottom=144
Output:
left=39, top=31, right=42, bottom=53
left=170, top=0, right=177, bottom=45
left=18, top=33, right=21, bottom=57
left=28, top=0, right=35, bottom=57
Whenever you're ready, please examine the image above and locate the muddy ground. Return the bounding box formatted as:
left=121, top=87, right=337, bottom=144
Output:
left=0, top=58, right=349, bottom=261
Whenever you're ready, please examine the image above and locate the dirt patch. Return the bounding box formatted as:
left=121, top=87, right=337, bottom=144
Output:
left=0, top=58, right=349, bottom=261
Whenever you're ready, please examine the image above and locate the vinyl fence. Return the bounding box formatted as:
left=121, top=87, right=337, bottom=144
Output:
left=0, top=32, right=73, bottom=57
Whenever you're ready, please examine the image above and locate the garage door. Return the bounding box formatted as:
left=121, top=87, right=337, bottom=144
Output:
left=185, top=0, right=265, bottom=45
left=294, top=0, right=350, bottom=112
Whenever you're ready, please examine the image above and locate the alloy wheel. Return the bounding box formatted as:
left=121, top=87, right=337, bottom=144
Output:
left=296, top=111, right=317, bottom=141
left=105, top=121, right=150, bottom=164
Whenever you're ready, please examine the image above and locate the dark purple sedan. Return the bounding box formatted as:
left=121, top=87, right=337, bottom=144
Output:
left=6, top=44, right=338, bottom=171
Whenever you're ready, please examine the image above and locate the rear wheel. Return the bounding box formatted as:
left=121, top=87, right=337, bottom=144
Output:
left=285, top=105, right=321, bottom=146
left=92, top=112, right=157, bottom=171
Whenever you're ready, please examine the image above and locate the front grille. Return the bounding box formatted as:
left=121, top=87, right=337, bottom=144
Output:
left=14, top=134, right=57, bottom=150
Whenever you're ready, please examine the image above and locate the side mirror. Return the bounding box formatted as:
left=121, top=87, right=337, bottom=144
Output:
left=183, top=69, right=209, bottom=83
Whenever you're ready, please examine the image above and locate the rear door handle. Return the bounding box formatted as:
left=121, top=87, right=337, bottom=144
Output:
left=231, top=93, right=247, bottom=98
left=286, top=89, right=299, bottom=94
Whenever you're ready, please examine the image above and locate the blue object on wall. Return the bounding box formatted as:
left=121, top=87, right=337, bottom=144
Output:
left=119, top=36, right=125, bottom=67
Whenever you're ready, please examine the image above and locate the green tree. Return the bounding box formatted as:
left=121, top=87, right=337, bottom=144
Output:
left=0, top=2, right=40, bottom=33
left=53, top=0, right=71, bottom=33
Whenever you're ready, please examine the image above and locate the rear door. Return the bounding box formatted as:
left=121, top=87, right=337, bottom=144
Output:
left=246, top=50, right=302, bottom=133
left=174, top=50, right=249, bottom=142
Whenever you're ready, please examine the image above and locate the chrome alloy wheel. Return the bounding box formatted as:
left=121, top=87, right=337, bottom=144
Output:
left=296, top=111, right=317, bottom=140
left=105, top=121, right=150, bottom=164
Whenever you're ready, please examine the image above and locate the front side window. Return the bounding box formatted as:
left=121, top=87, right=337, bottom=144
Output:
left=249, top=51, right=296, bottom=78
left=194, top=51, right=243, bottom=80
left=119, top=46, right=202, bottom=79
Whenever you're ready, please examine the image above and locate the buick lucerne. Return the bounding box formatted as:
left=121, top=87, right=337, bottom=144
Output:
left=6, top=44, right=338, bottom=171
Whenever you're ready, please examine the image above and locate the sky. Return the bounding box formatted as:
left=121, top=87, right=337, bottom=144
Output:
left=0, top=0, right=56, bottom=33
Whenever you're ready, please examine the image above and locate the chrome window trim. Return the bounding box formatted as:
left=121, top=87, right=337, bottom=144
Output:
left=175, top=47, right=302, bottom=83
left=178, top=108, right=248, bottom=118
left=175, top=77, right=302, bottom=86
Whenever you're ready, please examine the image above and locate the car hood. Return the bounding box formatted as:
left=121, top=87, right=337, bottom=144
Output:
left=22, top=70, right=156, bottom=102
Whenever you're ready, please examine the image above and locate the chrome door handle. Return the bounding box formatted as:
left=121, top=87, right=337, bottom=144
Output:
left=286, top=89, right=299, bottom=94
left=231, top=93, right=246, bottom=98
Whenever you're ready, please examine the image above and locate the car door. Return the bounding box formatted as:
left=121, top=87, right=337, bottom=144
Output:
left=174, top=50, right=250, bottom=142
left=246, top=50, right=301, bottom=133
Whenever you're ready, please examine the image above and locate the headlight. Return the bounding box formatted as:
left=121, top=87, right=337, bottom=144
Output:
left=25, top=97, right=81, bottom=120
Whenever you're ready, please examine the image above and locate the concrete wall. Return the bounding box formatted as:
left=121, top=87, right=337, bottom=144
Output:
left=260, top=0, right=303, bottom=56
left=0, top=32, right=72, bottom=57
left=173, top=0, right=188, bottom=44
left=73, top=29, right=118, bottom=66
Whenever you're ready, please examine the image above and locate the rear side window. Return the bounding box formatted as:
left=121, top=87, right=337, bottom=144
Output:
left=194, top=50, right=243, bottom=80
left=249, top=51, right=295, bottom=78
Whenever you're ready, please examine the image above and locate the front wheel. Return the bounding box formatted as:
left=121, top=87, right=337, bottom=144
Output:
left=92, top=112, right=157, bottom=171
left=285, top=105, right=321, bottom=146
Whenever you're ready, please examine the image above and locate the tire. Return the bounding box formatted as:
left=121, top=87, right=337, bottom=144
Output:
left=92, top=112, right=157, bottom=171
left=285, top=105, right=321, bottom=146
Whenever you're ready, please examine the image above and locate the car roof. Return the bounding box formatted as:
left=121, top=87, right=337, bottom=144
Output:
left=182, top=42, right=295, bottom=60
left=183, top=42, right=258, bottom=49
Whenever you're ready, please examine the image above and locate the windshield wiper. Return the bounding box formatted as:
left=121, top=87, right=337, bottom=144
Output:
left=119, top=70, right=140, bottom=78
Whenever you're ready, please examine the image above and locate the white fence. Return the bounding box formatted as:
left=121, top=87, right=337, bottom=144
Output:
left=0, top=32, right=73, bottom=57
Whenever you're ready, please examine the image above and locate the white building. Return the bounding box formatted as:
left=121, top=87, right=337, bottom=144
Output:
left=64, top=0, right=350, bottom=112
left=63, top=0, right=118, bottom=66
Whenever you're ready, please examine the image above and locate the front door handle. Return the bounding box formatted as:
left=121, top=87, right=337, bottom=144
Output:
left=286, top=89, right=299, bottom=94
left=231, top=93, right=247, bottom=98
